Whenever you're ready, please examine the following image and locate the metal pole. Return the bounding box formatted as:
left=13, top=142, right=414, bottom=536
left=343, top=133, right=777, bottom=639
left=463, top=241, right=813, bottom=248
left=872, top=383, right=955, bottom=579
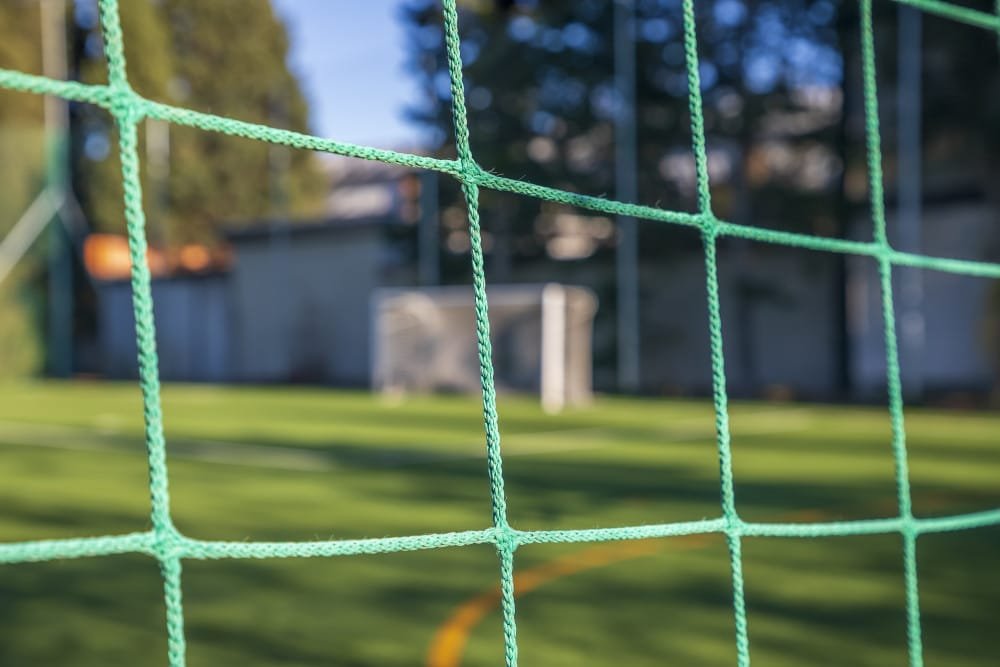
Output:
left=0, top=190, right=63, bottom=287
left=614, top=0, right=640, bottom=393
left=41, top=0, right=73, bottom=377
left=145, top=117, right=170, bottom=241
left=897, top=5, right=924, bottom=400
left=419, top=171, right=440, bottom=286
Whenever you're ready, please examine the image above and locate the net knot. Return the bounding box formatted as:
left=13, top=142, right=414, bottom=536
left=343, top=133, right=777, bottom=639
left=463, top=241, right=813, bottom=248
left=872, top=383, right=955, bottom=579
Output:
left=699, top=214, right=721, bottom=238
left=151, top=525, right=185, bottom=561
left=493, top=526, right=519, bottom=554
left=459, top=159, right=486, bottom=186
left=724, top=514, right=744, bottom=537
left=108, top=85, right=143, bottom=124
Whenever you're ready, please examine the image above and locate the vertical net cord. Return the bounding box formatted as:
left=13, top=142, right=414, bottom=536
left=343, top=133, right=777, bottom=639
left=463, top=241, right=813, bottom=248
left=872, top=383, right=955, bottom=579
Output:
left=682, top=1, right=750, bottom=664
left=859, top=1, right=923, bottom=665
left=0, top=0, right=996, bottom=662
left=97, top=1, right=186, bottom=665
left=440, top=1, right=518, bottom=665
left=996, top=0, right=1000, bottom=50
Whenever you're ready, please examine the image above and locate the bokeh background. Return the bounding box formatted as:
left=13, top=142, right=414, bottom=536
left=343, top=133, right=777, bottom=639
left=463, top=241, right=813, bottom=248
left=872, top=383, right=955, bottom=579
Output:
left=1, top=0, right=998, bottom=399
left=0, top=1, right=998, bottom=665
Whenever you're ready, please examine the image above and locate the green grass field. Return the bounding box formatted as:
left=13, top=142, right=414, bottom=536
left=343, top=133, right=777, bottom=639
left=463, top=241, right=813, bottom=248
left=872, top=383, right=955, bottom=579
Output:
left=0, top=381, right=997, bottom=666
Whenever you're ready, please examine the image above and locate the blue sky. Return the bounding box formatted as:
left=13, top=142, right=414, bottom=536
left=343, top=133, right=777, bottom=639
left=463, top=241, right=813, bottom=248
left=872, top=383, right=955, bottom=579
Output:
left=271, top=0, right=426, bottom=149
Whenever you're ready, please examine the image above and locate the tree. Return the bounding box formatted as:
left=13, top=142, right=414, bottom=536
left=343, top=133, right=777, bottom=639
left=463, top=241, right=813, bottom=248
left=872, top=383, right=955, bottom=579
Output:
left=402, top=0, right=844, bottom=274
left=74, top=0, right=325, bottom=246
left=0, top=2, right=47, bottom=229
left=401, top=0, right=845, bottom=391
left=0, top=2, right=51, bottom=379
left=403, top=1, right=1000, bottom=395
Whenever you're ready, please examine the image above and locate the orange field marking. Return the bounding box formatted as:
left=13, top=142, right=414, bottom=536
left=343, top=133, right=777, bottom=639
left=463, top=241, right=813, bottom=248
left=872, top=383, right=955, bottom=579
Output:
left=426, top=498, right=963, bottom=667
left=425, top=508, right=864, bottom=667
left=425, top=534, right=710, bottom=667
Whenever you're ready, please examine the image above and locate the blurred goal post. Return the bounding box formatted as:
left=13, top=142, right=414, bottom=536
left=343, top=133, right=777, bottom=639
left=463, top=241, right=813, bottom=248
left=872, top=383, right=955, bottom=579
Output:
left=372, top=283, right=597, bottom=413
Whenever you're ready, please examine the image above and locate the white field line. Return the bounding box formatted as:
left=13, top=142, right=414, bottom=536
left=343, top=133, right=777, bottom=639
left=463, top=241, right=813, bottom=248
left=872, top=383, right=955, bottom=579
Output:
left=0, top=420, right=336, bottom=472
left=0, top=421, right=617, bottom=470
left=0, top=411, right=813, bottom=472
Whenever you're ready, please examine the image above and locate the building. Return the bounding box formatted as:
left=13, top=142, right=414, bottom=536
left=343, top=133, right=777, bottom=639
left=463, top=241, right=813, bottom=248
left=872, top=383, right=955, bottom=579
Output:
left=83, top=152, right=1000, bottom=402
left=87, top=216, right=410, bottom=385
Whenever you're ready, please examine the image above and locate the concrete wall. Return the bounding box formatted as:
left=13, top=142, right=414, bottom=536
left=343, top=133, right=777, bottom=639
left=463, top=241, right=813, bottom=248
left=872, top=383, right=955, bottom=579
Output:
left=517, top=245, right=840, bottom=398
left=97, top=275, right=229, bottom=382
left=640, top=250, right=839, bottom=397
left=95, top=226, right=387, bottom=386
left=227, top=226, right=383, bottom=385
left=92, top=200, right=998, bottom=397
left=849, top=201, right=999, bottom=396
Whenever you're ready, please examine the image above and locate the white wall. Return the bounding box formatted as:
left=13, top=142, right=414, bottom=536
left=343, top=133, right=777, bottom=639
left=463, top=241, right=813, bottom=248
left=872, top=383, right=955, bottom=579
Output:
left=849, top=201, right=998, bottom=395
left=641, top=250, right=839, bottom=397
left=98, top=276, right=229, bottom=382
left=228, top=227, right=382, bottom=385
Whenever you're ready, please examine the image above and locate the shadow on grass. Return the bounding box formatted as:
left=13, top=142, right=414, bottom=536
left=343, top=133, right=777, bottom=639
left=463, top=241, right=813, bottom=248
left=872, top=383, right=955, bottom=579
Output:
left=1, top=490, right=997, bottom=666
left=1, top=394, right=997, bottom=666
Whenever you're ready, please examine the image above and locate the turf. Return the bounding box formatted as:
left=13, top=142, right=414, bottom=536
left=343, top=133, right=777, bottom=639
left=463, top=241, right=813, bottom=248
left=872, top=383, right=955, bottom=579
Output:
left=0, top=381, right=997, bottom=666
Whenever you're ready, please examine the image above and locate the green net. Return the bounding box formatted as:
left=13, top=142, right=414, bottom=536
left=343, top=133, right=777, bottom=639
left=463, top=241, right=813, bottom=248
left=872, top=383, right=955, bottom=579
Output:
left=2, top=0, right=1000, bottom=665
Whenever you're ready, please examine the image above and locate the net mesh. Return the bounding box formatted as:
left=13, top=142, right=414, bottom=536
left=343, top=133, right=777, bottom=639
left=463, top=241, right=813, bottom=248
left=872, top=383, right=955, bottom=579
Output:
left=1, top=0, right=1000, bottom=665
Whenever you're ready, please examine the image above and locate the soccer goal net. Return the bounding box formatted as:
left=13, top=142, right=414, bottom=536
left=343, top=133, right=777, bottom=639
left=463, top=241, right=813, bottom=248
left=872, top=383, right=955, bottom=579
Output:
left=1, top=1, right=999, bottom=666
left=373, top=284, right=597, bottom=413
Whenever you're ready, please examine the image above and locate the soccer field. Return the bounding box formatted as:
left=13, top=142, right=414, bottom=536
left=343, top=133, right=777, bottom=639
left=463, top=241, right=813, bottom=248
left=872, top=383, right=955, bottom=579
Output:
left=0, top=382, right=997, bottom=666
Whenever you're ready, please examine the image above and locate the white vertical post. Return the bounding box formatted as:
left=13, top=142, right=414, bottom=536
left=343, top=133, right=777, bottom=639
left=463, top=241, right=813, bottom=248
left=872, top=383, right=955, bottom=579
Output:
left=541, top=283, right=566, bottom=414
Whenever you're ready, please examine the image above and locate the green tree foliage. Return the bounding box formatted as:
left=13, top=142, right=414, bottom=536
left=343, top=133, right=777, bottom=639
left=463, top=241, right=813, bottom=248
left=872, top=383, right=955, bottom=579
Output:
left=402, top=0, right=844, bottom=273
left=0, top=2, right=44, bottom=121
left=75, top=0, right=173, bottom=242
left=0, top=2, right=47, bottom=228
left=0, top=2, right=48, bottom=379
left=0, top=281, right=43, bottom=379
left=404, top=1, right=1000, bottom=395
left=404, top=0, right=999, bottom=257
left=76, top=0, right=325, bottom=245
left=403, top=0, right=848, bottom=391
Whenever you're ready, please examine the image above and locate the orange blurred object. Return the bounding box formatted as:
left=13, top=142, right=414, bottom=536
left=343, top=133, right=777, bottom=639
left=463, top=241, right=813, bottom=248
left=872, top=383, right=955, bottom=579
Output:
left=84, top=234, right=133, bottom=281
left=178, top=244, right=212, bottom=272
left=84, top=234, right=225, bottom=280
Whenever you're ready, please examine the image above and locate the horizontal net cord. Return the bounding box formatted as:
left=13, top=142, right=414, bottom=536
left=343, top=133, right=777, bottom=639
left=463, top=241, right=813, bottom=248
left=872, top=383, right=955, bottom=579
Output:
left=0, top=531, right=154, bottom=564
left=475, top=171, right=703, bottom=228
left=886, top=249, right=1000, bottom=278
left=2, top=69, right=999, bottom=280
left=0, top=69, right=458, bottom=176
left=895, top=0, right=1000, bottom=30
left=1, top=0, right=998, bottom=662
left=4, top=507, right=998, bottom=565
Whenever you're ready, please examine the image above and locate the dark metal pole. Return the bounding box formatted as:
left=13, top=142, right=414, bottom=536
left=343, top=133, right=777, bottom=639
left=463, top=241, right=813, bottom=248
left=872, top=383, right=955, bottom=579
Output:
left=614, top=0, right=640, bottom=393
left=897, top=5, right=924, bottom=400
left=42, top=0, right=72, bottom=377
left=419, top=171, right=440, bottom=286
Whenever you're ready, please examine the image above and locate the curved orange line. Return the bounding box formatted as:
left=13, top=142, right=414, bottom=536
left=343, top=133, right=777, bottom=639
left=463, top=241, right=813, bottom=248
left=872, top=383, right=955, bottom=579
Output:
left=428, top=498, right=952, bottom=667
left=426, top=535, right=709, bottom=667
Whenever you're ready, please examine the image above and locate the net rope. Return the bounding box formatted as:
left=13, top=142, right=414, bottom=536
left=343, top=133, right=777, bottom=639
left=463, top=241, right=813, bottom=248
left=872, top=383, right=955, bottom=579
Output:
left=0, top=0, right=999, bottom=665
